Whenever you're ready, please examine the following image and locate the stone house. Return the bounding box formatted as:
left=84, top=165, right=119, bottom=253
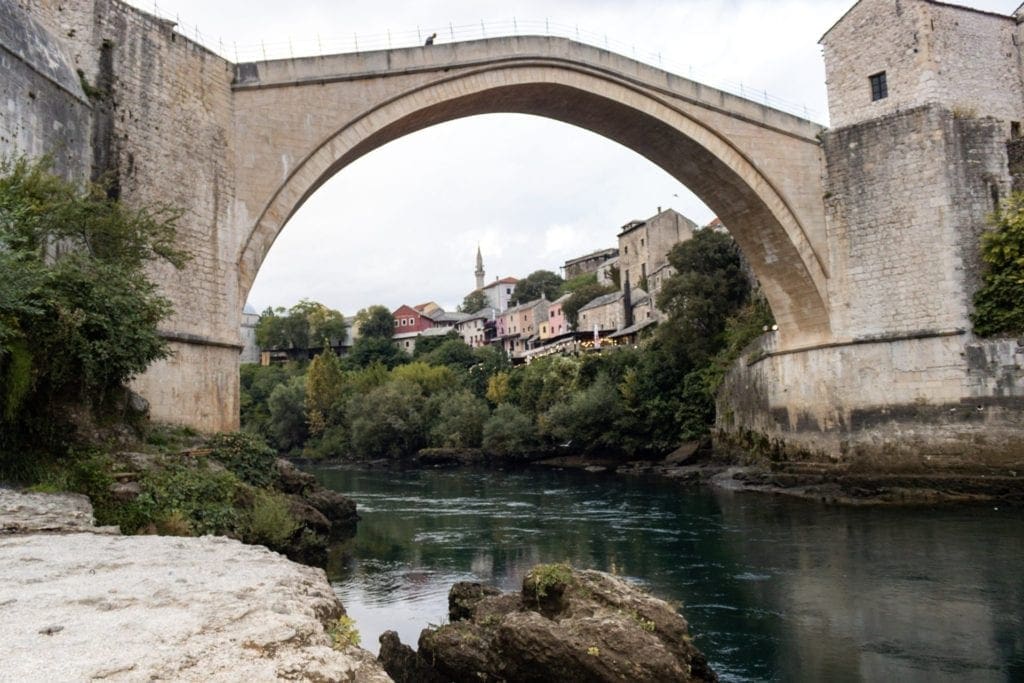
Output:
left=562, top=247, right=619, bottom=279
left=578, top=291, right=624, bottom=334
left=617, top=208, right=696, bottom=298
left=820, top=0, right=1024, bottom=131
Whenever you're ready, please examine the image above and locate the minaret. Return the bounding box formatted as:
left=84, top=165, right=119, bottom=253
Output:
left=475, top=245, right=485, bottom=290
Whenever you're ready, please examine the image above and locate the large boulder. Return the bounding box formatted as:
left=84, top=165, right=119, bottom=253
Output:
left=380, top=564, right=717, bottom=683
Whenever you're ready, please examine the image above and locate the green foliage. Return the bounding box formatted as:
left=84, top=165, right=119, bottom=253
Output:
left=562, top=281, right=617, bottom=329
left=328, top=615, right=362, bottom=649
left=348, top=380, right=426, bottom=458
left=136, top=459, right=241, bottom=536
left=972, top=193, right=1024, bottom=336
left=346, top=335, right=406, bottom=370
left=656, top=229, right=749, bottom=367
left=256, top=299, right=346, bottom=351
left=245, top=489, right=299, bottom=550
left=509, top=269, right=564, bottom=305
left=305, top=348, right=346, bottom=436
left=417, top=336, right=476, bottom=370
left=206, top=431, right=278, bottom=487
left=482, top=403, right=536, bottom=457
left=508, top=355, right=579, bottom=417
left=391, top=361, right=458, bottom=395
left=560, top=272, right=598, bottom=295
left=458, top=289, right=489, bottom=314
left=429, top=390, right=490, bottom=448
left=267, top=375, right=308, bottom=454
left=0, top=156, right=185, bottom=454
left=524, top=562, right=573, bottom=600
left=354, top=304, right=395, bottom=339
left=240, top=362, right=305, bottom=442
left=542, top=374, right=623, bottom=452
left=466, top=345, right=510, bottom=398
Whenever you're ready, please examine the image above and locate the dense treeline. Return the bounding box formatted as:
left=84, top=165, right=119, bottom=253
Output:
left=243, top=229, right=772, bottom=461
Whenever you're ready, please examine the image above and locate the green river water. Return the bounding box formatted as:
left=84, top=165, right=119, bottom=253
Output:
left=310, top=465, right=1024, bottom=682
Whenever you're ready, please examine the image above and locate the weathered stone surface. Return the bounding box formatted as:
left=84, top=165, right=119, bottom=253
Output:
left=378, top=631, right=446, bottom=683
left=0, top=533, right=390, bottom=681
left=0, top=489, right=117, bottom=535
left=0, top=490, right=389, bottom=681
left=381, top=566, right=716, bottom=683
left=304, top=487, right=359, bottom=531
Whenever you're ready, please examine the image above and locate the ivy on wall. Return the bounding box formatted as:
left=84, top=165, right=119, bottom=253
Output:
left=971, top=193, right=1024, bottom=337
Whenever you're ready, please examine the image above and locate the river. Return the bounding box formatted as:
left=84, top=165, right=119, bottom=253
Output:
left=309, top=465, right=1024, bottom=682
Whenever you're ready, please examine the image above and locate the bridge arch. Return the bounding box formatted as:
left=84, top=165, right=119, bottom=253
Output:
left=234, top=50, right=832, bottom=346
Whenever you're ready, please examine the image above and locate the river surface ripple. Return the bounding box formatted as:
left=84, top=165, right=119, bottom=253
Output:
left=309, top=465, right=1024, bottom=682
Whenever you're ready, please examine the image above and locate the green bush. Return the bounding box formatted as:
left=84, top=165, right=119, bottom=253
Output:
left=267, top=375, right=308, bottom=454
left=972, top=193, right=1024, bottom=336
left=482, top=403, right=537, bottom=457
left=542, top=374, right=623, bottom=453
left=0, top=156, right=186, bottom=454
left=348, top=380, right=425, bottom=458
left=429, top=390, right=490, bottom=448
left=245, top=489, right=299, bottom=551
left=206, top=431, right=278, bottom=487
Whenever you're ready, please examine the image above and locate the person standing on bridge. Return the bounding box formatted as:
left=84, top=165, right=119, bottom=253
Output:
left=425, top=32, right=437, bottom=45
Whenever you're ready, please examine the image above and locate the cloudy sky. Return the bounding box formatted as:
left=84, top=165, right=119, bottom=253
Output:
left=127, top=0, right=1018, bottom=315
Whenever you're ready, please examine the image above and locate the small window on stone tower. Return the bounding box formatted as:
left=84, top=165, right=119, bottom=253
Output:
left=869, top=71, right=888, bottom=101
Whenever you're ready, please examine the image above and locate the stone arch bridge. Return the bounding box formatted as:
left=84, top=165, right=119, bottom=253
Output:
left=6, top=1, right=1020, bottom=465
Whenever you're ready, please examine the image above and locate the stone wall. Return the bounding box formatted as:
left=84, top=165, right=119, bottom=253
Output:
left=822, top=0, right=1024, bottom=129
left=717, top=333, right=1024, bottom=468
left=821, top=105, right=1008, bottom=341
left=0, top=2, right=92, bottom=179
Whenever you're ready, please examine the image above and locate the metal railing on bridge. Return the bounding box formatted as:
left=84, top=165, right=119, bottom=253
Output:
left=142, top=3, right=821, bottom=122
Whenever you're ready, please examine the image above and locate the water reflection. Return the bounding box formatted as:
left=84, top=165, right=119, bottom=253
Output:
left=311, top=466, right=1024, bottom=682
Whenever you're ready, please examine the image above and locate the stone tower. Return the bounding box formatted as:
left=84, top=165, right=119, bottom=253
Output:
left=475, top=245, right=485, bottom=290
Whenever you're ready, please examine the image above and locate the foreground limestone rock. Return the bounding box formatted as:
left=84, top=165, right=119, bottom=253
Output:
left=379, top=564, right=717, bottom=683
left=0, top=490, right=390, bottom=682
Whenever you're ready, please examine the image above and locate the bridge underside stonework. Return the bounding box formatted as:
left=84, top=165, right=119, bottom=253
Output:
left=3, top=0, right=1022, bottom=468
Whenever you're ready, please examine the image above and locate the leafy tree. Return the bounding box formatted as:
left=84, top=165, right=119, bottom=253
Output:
left=485, top=371, right=511, bottom=405
left=0, top=156, right=186, bottom=448
left=348, top=380, right=425, bottom=458
left=543, top=374, right=623, bottom=452
left=304, top=348, right=346, bottom=436
left=355, top=304, right=395, bottom=339
left=972, top=193, right=1024, bottom=336
left=482, top=404, right=537, bottom=457
left=656, top=229, right=749, bottom=367
left=413, top=330, right=462, bottom=358
left=459, top=289, right=489, bottom=314
left=420, top=337, right=476, bottom=369
left=346, top=335, right=407, bottom=370
left=267, top=375, right=308, bottom=454
left=428, top=390, right=490, bottom=448
left=509, top=269, right=564, bottom=305
left=256, top=300, right=346, bottom=351
left=466, top=345, right=510, bottom=398
left=562, top=282, right=617, bottom=329
left=560, top=272, right=598, bottom=295
left=391, top=361, right=459, bottom=395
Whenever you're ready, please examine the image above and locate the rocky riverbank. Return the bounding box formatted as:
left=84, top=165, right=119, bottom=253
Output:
left=378, top=564, right=717, bottom=682
left=0, top=489, right=390, bottom=682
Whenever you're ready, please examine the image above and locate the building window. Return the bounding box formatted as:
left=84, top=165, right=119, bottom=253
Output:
left=624, top=246, right=629, bottom=254
left=869, top=71, right=887, bottom=101
left=640, top=238, right=645, bottom=247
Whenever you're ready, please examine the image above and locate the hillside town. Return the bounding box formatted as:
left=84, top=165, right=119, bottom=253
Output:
left=244, top=207, right=719, bottom=364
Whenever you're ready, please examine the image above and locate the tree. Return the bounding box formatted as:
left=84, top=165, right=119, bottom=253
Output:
left=420, top=338, right=476, bottom=369
left=429, top=390, right=490, bottom=448
left=255, top=300, right=346, bottom=351
left=482, top=404, right=537, bottom=457
left=972, top=193, right=1024, bottom=336
left=562, top=282, right=617, bottom=329
left=413, top=330, right=462, bottom=358
left=656, top=229, right=750, bottom=367
left=304, top=348, right=346, bottom=436
left=0, top=157, right=187, bottom=447
left=348, top=380, right=425, bottom=458
left=509, top=269, right=564, bottom=305
left=267, top=375, right=308, bottom=454
left=355, top=305, right=395, bottom=339
left=459, top=289, right=489, bottom=314
left=346, top=336, right=406, bottom=370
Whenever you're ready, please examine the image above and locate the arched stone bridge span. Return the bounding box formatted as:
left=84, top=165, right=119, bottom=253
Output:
left=230, top=36, right=831, bottom=349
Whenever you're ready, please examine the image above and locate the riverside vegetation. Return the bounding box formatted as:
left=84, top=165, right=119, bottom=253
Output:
left=0, top=158, right=355, bottom=564
left=243, top=228, right=773, bottom=463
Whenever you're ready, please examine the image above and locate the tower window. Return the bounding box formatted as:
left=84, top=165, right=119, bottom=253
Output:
left=869, top=71, right=888, bottom=101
